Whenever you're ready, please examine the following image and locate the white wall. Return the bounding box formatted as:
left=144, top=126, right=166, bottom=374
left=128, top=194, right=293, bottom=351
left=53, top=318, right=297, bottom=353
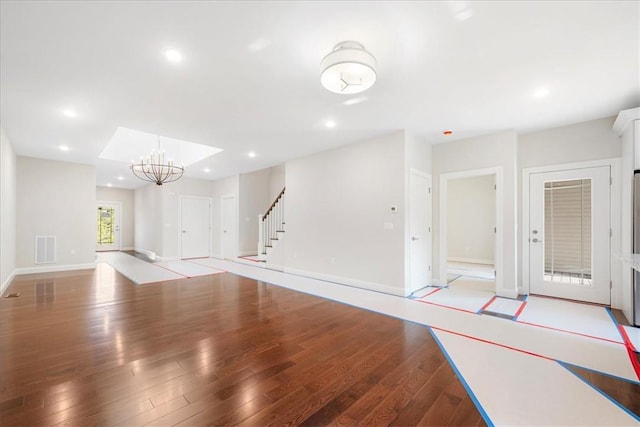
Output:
left=519, top=117, right=621, bottom=169
left=433, top=130, right=518, bottom=298
left=134, top=184, right=162, bottom=257
left=96, top=186, right=135, bottom=250
left=239, top=168, right=271, bottom=256
left=447, top=175, right=495, bottom=264
left=211, top=175, right=239, bottom=258
left=16, top=157, right=96, bottom=272
left=0, top=128, right=17, bottom=293
left=284, top=131, right=407, bottom=295
left=269, top=163, right=286, bottom=201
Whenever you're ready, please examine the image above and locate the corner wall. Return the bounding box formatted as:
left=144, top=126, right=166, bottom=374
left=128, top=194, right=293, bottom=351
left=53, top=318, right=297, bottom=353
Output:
left=284, top=131, right=407, bottom=295
left=0, top=128, right=17, bottom=293
left=16, top=157, right=96, bottom=273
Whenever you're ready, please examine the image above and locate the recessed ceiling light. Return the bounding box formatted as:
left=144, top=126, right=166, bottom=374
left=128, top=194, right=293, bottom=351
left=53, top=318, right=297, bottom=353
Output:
left=203, top=167, right=211, bottom=173
left=117, top=176, right=124, bottom=181
left=107, top=183, right=113, bottom=187
left=325, top=120, right=336, bottom=128
left=248, top=151, right=256, bottom=158
left=532, top=87, right=550, bottom=99
left=59, top=145, right=70, bottom=151
left=62, top=109, right=77, bottom=118
left=164, top=48, right=182, bottom=63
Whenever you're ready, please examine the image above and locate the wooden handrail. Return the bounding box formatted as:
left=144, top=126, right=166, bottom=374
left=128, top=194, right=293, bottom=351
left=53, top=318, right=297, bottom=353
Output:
left=263, top=187, right=286, bottom=220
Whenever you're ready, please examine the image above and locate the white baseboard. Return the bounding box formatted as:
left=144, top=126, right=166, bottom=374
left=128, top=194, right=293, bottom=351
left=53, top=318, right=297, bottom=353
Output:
left=236, top=257, right=266, bottom=268
left=121, top=246, right=135, bottom=251
left=497, top=288, right=519, bottom=299
left=15, top=262, right=96, bottom=276
left=283, top=267, right=407, bottom=297
left=238, top=250, right=258, bottom=257
left=448, top=257, right=494, bottom=266
left=1, top=270, right=16, bottom=295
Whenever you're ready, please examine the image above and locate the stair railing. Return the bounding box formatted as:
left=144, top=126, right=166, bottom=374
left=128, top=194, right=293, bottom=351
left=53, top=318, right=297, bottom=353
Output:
left=258, top=187, right=285, bottom=259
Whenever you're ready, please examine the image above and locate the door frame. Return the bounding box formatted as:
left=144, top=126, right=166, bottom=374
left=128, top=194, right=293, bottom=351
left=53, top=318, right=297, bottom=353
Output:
left=439, top=167, right=503, bottom=294
left=220, top=194, right=238, bottom=260
left=522, top=158, right=621, bottom=305
left=96, top=201, right=122, bottom=252
left=407, top=169, right=432, bottom=294
left=179, top=195, right=212, bottom=259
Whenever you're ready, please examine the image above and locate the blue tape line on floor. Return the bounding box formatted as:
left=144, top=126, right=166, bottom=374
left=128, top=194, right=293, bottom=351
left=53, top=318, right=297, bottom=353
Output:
left=426, top=326, right=494, bottom=427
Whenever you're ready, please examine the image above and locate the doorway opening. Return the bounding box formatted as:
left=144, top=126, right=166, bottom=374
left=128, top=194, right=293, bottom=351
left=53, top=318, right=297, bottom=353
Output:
left=439, top=167, right=503, bottom=294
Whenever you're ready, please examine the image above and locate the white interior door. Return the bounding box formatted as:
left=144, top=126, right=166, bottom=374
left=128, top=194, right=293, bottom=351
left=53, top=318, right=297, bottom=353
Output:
left=529, top=166, right=610, bottom=304
left=181, top=197, right=211, bottom=259
left=221, top=195, right=237, bottom=260
left=96, top=202, right=121, bottom=251
left=409, top=170, right=432, bottom=293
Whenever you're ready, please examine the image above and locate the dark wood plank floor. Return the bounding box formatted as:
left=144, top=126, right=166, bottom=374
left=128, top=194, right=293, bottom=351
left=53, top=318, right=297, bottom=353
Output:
left=0, top=263, right=486, bottom=426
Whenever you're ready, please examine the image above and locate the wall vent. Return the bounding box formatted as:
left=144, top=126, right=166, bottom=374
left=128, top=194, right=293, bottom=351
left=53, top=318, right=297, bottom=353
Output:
left=35, top=236, right=56, bottom=264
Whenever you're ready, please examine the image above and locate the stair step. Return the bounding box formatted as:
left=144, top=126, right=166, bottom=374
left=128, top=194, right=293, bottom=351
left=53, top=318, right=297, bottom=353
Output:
left=276, top=230, right=285, bottom=233
left=270, top=238, right=279, bottom=241
left=265, top=245, right=272, bottom=248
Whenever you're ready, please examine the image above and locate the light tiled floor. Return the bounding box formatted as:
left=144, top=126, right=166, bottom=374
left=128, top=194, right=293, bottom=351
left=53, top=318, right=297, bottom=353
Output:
left=100, top=252, right=640, bottom=425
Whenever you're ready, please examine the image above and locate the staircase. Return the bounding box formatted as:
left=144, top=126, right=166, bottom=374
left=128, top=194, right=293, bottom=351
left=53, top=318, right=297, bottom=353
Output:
left=258, top=187, right=285, bottom=260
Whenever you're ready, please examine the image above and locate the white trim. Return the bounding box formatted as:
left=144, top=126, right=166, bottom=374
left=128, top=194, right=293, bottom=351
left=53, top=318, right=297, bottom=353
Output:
left=238, top=250, right=258, bottom=257
left=15, top=262, right=96, bottom=275
left=448, top=257, right=494, bottom=265
left=178, top=195, right=212, bottom=259
left=521, top=158, right=621, bottom=306
left=439, top=167, right=504, bottom=296
left=283, top=266, right=407, bottom=297
left=1, top=270, right=16, bottom=295
left=121, top=246, right=135, bottom=251
left=612, top=107, right=640, bottom=136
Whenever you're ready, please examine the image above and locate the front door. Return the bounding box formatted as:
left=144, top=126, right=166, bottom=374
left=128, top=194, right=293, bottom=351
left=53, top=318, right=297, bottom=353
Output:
left=181, top=197, right=211, bottom=259
left=409, top=170, right=432, bottom=293
left=529, top=166, right=610, bottom=304
left=96, top=202, right=121, bottom=251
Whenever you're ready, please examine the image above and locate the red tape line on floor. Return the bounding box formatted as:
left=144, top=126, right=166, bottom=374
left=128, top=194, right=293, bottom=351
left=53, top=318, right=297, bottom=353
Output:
left=477, top=295, right=497, bottom=314
left=417, top=299, right=476, bottom=314
left=617, top=325, right=640, bottom=380
left=512, top=301, right=527, bottom=320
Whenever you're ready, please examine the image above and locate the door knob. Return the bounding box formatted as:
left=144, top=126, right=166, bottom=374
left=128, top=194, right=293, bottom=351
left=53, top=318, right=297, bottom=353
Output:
left=411, top=236, right=420, bottom=241
left=182, top=230, right=187, bottom=233
left=532, top=238, right=542, bottom=243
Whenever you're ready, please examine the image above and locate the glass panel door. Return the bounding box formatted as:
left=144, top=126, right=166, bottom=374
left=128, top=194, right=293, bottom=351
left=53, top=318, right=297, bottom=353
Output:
left=544, top=179, right=592, bottom=286
left=529, top=166, right=610, bottom=304
left=96, top=203, right=120, bottom=251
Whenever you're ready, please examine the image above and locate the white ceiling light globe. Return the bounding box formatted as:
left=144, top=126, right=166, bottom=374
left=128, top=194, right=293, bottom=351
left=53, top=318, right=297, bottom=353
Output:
left=320, top=41, right=377, bottom=95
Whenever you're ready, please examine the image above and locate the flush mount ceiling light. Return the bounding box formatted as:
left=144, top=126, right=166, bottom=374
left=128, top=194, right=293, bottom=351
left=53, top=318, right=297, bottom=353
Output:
left=320, top=41, right=377, bottom=94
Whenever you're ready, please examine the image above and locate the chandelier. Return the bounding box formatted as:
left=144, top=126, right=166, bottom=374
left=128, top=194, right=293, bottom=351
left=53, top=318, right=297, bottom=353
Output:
left=320, top=41, right=377, bottom=94
left=130, top=136, right=184, bottom=185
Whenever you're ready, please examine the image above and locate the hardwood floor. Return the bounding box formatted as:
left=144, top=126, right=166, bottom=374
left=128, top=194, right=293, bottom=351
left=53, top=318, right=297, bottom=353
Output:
left=0, top=263, right=485, bottom=426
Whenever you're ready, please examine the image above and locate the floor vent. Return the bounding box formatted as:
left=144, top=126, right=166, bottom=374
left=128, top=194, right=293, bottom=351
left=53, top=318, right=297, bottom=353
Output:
left=5, top=292, right=21, bottom=298
left=35, top=236, right=56, bottom=264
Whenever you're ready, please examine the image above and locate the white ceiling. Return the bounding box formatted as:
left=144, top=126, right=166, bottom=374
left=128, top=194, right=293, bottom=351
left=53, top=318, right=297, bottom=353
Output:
left=1, top=1, right=638, bottom=189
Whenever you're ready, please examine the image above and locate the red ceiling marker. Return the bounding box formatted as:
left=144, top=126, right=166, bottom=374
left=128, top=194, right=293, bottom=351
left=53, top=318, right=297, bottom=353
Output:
left=443, top=130, right=453, bottom=136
